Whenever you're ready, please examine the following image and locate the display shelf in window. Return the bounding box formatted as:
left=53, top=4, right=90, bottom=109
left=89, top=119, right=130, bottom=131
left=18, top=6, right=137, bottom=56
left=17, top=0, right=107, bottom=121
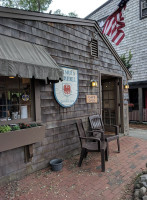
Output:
left=0, top=76, right=33, bottom=123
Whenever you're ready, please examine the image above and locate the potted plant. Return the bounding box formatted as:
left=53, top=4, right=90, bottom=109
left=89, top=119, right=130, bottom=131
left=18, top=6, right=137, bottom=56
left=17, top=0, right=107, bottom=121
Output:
left=0, top=123, right=45, bottom=152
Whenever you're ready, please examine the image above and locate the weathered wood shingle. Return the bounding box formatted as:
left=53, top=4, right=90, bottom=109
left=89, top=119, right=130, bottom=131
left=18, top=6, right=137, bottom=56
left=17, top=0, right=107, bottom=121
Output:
left=87, top=0, right=147, bottom=82
left=0, top=13, right=128, bottom=183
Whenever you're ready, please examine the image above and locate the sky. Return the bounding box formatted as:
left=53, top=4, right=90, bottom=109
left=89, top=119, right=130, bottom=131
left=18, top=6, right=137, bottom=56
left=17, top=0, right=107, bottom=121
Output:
left=49, top=0, right=108, bottom=18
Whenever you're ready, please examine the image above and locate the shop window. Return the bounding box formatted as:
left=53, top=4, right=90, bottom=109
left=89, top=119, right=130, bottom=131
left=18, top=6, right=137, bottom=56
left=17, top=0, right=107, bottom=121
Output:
left=129, top=89, right=139, bottom=111
left=143, top=88, right=147, bottom=108
left=140, top=0, right=147, bottom=19
left=0, top=76, right=33, bottom=123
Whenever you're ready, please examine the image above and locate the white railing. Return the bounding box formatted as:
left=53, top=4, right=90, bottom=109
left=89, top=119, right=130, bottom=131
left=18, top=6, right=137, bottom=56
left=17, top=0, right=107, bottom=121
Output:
left=129, top=110, right=139, bottom=121
left=129, top=109, right=147, bottom=122
left=143, top=108, right=147, bottom=121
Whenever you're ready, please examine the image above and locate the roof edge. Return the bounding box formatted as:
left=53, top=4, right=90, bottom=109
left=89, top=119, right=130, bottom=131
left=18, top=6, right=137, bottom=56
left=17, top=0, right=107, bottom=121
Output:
left=94, top=23, right=132, bottom=80
left=0, top=6, right=94, bottom=24
left=0, top=6, right=131, bottom=79
left=85, top=0, right=113, bottom=19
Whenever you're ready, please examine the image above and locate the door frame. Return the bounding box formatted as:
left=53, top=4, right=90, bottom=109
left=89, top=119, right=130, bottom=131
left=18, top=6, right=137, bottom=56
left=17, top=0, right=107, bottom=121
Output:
left=100, top=71, right=124, bottom=133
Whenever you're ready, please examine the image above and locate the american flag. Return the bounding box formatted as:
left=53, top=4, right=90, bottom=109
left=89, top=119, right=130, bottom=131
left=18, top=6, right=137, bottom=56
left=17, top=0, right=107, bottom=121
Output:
left=102, top=0, right=129, bottom=46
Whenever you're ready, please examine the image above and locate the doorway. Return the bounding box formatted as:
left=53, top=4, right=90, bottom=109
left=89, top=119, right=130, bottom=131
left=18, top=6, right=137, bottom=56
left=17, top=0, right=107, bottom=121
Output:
left=102, top=79, right=116, bottom=126
left=101, top=75, right=123, bottom=132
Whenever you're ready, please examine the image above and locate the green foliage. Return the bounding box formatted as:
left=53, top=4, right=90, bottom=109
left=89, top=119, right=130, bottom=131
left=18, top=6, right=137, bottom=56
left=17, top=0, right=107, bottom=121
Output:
left=53, top=9, right=65, bottom=16
left=120, top=50, right=133, bottom=70
left=0, top=123, right=40, bottom=133
left=30, top=123, right=38, bottom=127
left=53, top=9, right=78, bottom=17
left=1, top=0, right=52, bottom=12
left=0, top=125, right=12, bottom=133
left=68, top=12, right=78, bottom=17
left=11, top=125, right=20, bottom=131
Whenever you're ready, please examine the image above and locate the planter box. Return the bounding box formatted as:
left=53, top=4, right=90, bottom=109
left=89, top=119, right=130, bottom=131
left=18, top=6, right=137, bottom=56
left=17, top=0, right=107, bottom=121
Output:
left=0, top=126, right=45, bottom=152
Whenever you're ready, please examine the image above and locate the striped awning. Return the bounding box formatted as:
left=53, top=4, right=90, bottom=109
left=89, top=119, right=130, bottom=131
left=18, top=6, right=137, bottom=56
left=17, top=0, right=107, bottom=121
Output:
left=0, top=35, right=63, bottom=82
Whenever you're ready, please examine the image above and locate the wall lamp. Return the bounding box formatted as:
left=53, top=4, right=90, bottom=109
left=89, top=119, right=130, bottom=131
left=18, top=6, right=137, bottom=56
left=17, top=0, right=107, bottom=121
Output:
left=91, top=80, right=97, bottom=87
left=124, top=84, right=129, bottom=89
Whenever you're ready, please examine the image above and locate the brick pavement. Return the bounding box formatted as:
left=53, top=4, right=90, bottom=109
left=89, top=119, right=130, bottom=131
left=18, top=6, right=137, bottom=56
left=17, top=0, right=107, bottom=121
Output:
left=0, top=136, right=147, bottom=200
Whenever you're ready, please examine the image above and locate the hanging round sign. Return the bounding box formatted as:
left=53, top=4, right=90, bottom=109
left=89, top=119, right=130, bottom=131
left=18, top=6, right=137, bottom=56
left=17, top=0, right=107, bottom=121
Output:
left=54, top=67, right=78, bottom=107
left=22, top=94, right=29, bottom=101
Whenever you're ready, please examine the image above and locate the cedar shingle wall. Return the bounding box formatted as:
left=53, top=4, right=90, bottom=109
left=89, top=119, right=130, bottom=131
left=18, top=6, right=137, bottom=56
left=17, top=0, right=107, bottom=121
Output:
left=0, top=17, right=127, bottom=183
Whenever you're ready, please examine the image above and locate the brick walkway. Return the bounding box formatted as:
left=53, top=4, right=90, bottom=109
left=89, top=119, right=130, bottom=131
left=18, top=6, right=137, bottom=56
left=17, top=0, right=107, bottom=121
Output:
left=0, top=136, right=147, bottom=200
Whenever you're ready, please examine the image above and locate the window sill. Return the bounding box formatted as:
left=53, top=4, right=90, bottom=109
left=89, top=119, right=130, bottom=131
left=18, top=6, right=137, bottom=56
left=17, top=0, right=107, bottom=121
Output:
left=0, top=126, right=45, bottom=153
left=0, top=118, right=33, bottom=125
left=140, top=15, right=147, bottom=19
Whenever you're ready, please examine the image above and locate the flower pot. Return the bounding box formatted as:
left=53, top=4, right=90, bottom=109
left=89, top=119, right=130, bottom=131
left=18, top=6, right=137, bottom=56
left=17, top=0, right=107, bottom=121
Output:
left=50, top=159, right=63, bottom=171
left=0, top=126, right=45, bottom=152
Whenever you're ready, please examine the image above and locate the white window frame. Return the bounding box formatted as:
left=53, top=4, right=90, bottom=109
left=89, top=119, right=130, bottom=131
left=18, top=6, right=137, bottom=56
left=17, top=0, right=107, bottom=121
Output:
left=140, top=0, right=147, bottom=19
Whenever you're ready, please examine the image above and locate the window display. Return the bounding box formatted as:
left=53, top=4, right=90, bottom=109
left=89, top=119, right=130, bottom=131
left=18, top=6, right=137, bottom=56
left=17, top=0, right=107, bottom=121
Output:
left=0, top=77, right=32, bottom=122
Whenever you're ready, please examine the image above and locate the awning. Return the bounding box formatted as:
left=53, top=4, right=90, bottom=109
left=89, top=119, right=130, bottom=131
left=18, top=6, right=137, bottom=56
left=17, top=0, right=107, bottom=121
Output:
left=0, top=35, right=63, bottom=82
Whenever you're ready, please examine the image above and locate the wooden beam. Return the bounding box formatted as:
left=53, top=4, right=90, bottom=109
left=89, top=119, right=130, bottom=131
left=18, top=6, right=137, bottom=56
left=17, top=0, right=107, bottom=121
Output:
left=138, top=88, right=143, bottom=122
left=119, top=78, right=124, bottom=133
left=115, top=78, right=119, bottom=126
left=35, top=80, right=41, bottom=122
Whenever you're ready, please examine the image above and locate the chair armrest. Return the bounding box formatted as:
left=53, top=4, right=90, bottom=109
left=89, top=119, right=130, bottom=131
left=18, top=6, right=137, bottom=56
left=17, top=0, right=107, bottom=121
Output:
left=79, top=136, right=101, bottom=142
left=112, top=125, right=119, bottom=128
left=88, top=129, right=104, bottom=133
left=87, top=130, right=105, bottom=141
left=112, top=125, right=119, bottom=135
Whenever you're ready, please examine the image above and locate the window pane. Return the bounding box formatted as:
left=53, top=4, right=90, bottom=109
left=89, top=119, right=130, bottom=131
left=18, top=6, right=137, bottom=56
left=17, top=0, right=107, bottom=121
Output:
left=0, top=91, right=6, bottom=105
left=0, top=77, right=6, bottom=90
left=103, top=100, right=109, bottom=108
left=0, top=90, right=7, bottom=121
left=20, top=78, right=32, bottom=119
left=9, top=105, right=19, bottom=120
left=109, top=100, right=115, bottom=109
left=103, top=91, right=109, bottom=100
left=0, top=106, right=7, bottom=121
left=108, top=91, right=114, bottom=100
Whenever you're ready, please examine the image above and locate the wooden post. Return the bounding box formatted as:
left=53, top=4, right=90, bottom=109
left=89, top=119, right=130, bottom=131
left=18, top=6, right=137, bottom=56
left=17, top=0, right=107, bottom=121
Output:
left=115, top=78, right=119, bottom=126
left=99, top=72, right=102, bottom=116
left=35, top=80, right=41, bottom=122
left=138, top=88, right=143, bottom=122
left=119, top=78, right=124, bottom=133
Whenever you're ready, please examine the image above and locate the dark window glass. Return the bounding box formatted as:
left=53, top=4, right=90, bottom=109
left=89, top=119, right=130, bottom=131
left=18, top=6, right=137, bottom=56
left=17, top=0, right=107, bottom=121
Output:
left=141, top=0, right=147, bottom=19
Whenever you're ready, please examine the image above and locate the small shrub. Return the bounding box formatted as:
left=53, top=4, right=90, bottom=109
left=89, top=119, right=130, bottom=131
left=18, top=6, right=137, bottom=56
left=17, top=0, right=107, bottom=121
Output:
left=0, top=125, right=12, bottom=133
left=30, top=123, right=37, bottom=127
left=37, top=123, right=42, bottom=126
left=11, top=125, right=20, bottom=131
